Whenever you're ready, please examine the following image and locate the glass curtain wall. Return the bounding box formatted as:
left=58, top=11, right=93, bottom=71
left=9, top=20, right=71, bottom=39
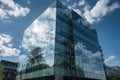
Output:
left=16, top=0, right=106, bottom=80
left=17, top=1, right=57, bottom=79
left=54, top=1, right=76, bottom=77
left=72, top=11, right=106, bottom=80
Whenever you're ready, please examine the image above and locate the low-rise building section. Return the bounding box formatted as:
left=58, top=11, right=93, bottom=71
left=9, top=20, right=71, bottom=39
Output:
left=0, top=60, right=18, bottom=80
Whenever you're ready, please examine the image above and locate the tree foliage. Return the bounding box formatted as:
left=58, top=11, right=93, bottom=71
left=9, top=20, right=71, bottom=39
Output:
left=0, top=65, right=4, bottom=80
left=107, top=72, right=120, bottom=80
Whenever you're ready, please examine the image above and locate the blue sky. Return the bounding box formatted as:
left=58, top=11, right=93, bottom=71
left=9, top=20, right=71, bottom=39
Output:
left=0, top=0, right=120, bottom=66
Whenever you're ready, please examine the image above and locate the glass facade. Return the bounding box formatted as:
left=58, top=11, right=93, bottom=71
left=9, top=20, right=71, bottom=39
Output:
left=54, top=1, right=76, bottom=77
left=16, top=0, right=106, bottom=80
left=16, top=1, right=56, bottom=80
left=72, top=11, right=106, bottom=80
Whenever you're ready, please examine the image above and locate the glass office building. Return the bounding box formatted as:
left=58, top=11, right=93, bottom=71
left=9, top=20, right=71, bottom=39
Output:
left=16, top=0, right=106, bottom=80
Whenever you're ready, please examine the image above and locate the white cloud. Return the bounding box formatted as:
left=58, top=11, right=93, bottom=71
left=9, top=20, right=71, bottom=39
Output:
left=84, top=0, right=120, bottom=23
left=62, top=0, right=120, bottom=24
left=75, top=42, right=102, bottom=60
left=0, top=0, right=30, bottom=20
left=18, top=54, right=29, bottom=70
left=109, top=2, right=120, bottom=11
left=0, top=34, right=20, bottom=57
left=75, top=42, right=105, bottom=76
left=105, top=55, right=116, bottom=63
left=78, top=0, right=86, bottom=6
left=91, top=0, right=110, bottom=17
left=22, top=8, right=56, bottom=51
left=21, top=7, right=56, bottom=66
left=0, top=8, right=8, bottom=19
left=18, top=54, right=28, bottom=62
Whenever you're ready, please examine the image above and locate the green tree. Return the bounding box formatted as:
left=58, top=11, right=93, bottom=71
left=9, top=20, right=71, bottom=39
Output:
left=107, top=72, right=120, bottom=80
left=0, top=65, right=4, bottom=80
